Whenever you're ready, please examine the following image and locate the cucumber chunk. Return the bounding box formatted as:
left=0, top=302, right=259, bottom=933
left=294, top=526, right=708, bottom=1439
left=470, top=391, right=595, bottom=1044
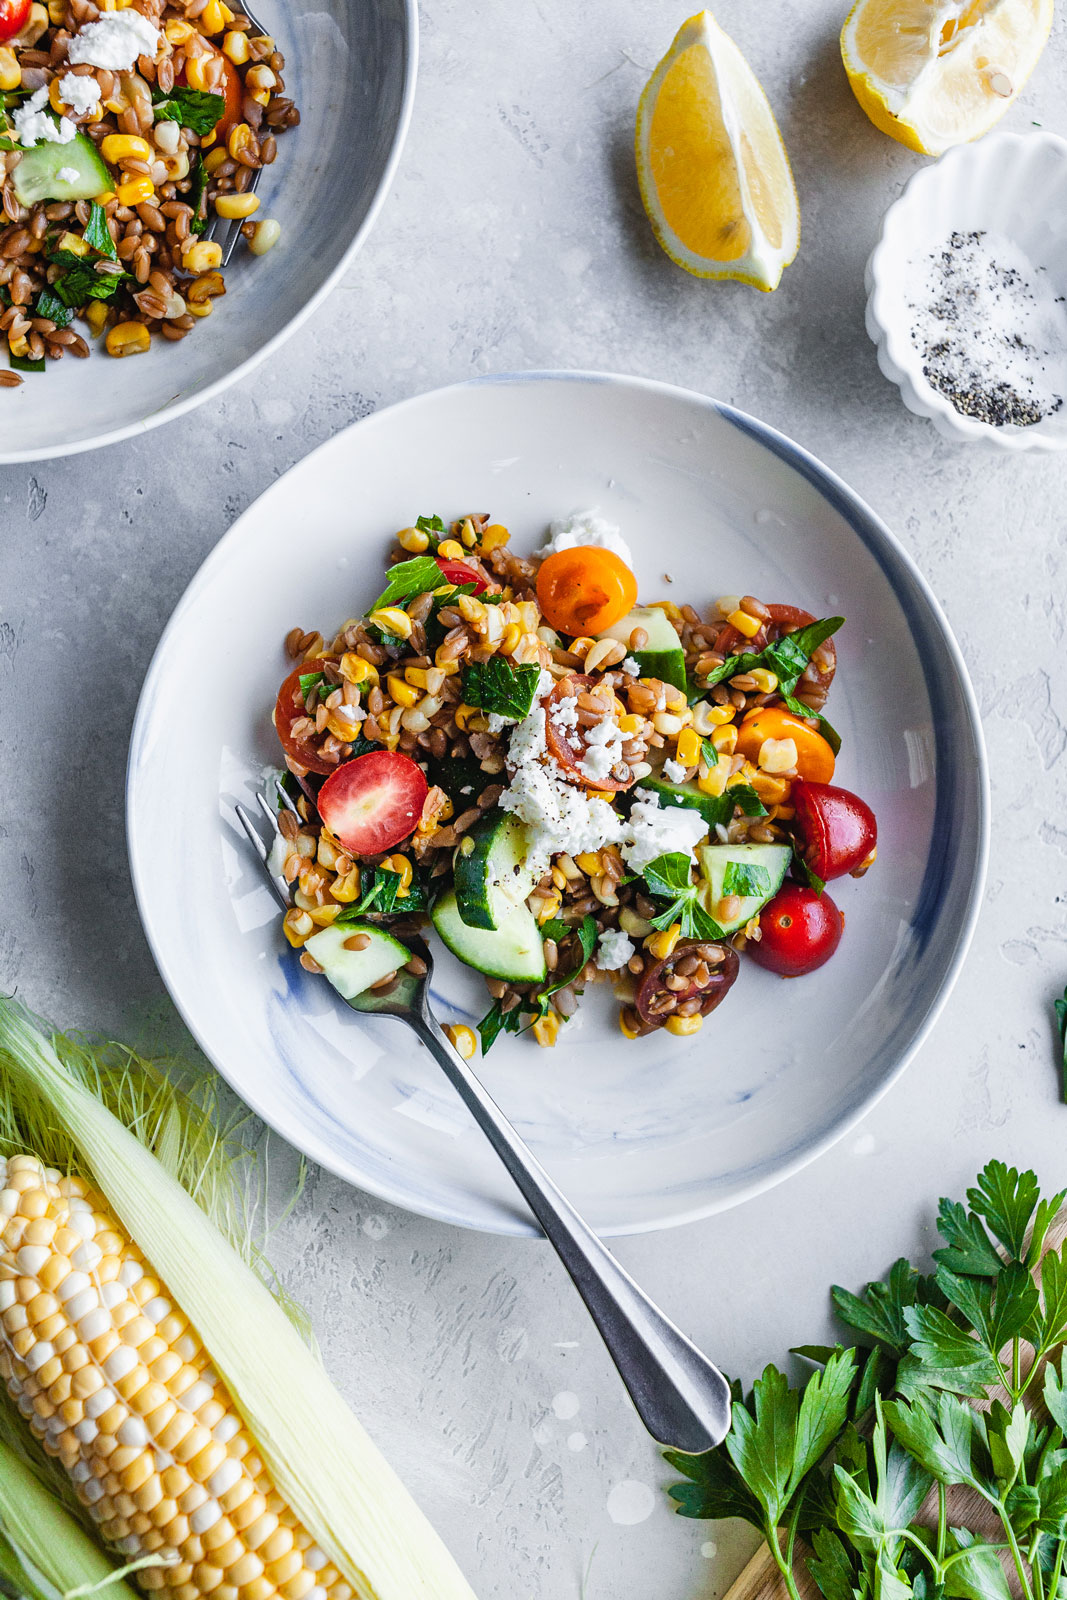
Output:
left=696, top=843, right=791, bottom=934
left=303, top=922, right=410, bottom=1002
left=636, top=775, right=727, bottom=827
left=599, top=606, right=687, bottom=692
left=12, top=133, right=111, bottom=207
left=453, top=812, right=535, bottom=931
left=432, top=890, right=547, bottom=982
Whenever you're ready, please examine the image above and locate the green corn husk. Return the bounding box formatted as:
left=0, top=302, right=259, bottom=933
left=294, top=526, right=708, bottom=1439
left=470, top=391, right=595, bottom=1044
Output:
left=0, top=1436, right=140, bottom=1600
left=0, top=1000, right=478, bottom=1600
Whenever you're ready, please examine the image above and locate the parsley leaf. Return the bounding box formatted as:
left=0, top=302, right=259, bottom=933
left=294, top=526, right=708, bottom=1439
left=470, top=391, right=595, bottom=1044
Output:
left=700, top=737, right=719, bottom=769
left=369, top=555, right=443, bottom=614
left=477, top=997, right=528, bottom=1054
left=794, top=852, right=826, bottom=895
left=462, top=658, right=540, bottom=722
left=728, top=783, right=769, bottom=819
left=33, top=288, right=72, bottom=329
left=9, top=352, right=45, bottom=373
left=151, top=85, right=226, bottom=135
left=334, top=866, right=429, bottom=920
left=187, top=152, right=209, bottom=236
left=832, top=1258, right=940, bottom=1355
left=298, top=670, right=334, bottom=702
left=642, top=852, right=724, bottom=940
left=968, top=1160, right=1045, bottom=1264
left=532, top=916, right=597, bottom=1012
left=83, top=202, right=117, bottom=260
left=722, top=861, right=771, bottom=898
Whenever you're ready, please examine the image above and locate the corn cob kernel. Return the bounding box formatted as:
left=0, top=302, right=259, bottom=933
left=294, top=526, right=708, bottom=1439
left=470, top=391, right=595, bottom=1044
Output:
left=0, top=1157, right=351, bottom=1600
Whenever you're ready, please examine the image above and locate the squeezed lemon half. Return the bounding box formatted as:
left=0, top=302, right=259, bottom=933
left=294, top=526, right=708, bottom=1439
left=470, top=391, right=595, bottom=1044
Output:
left=635, top=10, right=800, bottom=292
left=841, top=0, right=1053, bottom=156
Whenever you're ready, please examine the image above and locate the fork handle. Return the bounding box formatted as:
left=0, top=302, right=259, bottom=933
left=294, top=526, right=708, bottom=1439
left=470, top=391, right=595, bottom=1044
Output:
left=411, top=1010, right=731, bottom=1454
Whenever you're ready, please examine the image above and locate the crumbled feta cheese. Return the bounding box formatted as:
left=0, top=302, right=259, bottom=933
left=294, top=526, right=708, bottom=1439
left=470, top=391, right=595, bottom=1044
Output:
left=595, top=928, right=635, bottom=971
left=58, top=72, right=101, bottom=116
left=549, top=695, right=579, bottom=736
left=620, top=656, right=641, bottom=676
left=56, top=165, right=82, bottom=183
left=540, top=508, right=634, bottom=569
left=579, top=715, right=625, bottom=783
left=662, top=757, right=688, bottom=784
left=622, top=791, right=708, bottom=874
left=487, top=712, right=513, bottom=734
left=67, top=10, right=160, bottom=70
left=13, top=87, right=76, bottom=147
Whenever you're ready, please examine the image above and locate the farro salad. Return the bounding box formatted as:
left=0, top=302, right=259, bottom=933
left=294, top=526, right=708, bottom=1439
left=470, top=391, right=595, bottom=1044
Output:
left=270, top=511, right=879, bottom=1054
left=0, top=0, right=297, bottom=383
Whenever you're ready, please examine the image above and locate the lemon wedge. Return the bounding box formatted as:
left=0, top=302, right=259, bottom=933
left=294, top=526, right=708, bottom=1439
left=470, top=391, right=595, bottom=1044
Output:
left=841, top=0, right=1053, bottom=156
left=635, top=10, right=799, bottom=292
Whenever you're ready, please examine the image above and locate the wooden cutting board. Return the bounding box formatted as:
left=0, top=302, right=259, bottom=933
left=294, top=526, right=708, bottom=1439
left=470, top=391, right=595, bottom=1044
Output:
left=718, top=1206, right=1067, bottom=1600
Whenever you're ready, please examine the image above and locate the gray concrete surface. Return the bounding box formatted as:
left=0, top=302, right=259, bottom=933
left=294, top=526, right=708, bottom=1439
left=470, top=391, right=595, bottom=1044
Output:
left=3, top=1, right=1067, bottom=1596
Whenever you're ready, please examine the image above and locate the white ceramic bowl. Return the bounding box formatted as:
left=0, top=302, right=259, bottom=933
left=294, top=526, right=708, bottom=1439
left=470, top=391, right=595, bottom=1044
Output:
left=866, top=132, right=1067, bottom=452
left=0, top=0, right=416, bottom=464
left=127, top=372, right=989, bottom=1237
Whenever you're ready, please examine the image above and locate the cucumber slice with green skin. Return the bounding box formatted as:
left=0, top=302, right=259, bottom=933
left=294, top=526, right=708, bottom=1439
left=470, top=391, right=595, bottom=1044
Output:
left=432, top=890, right=547, bottom=982
left=453, top=812, right=535, bottom=931
left=696, top=843, right=791, bottom=934
left=303, top=922, right=410, bottom=1002
left=12, top=133, right=110, bottom=207
left=599, top=606, right=687, bottom=692
left=636, top=775, right=728, bottom=827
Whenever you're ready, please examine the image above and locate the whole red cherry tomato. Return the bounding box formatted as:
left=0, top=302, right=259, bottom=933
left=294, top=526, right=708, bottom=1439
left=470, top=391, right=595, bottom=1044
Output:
left=747, top=883, right=843, bottom=976
left=0, top=0, right=30, bottom=38
left=792, top=781, right=877, bottom=881
left=434, top=556, right=487, bottom=595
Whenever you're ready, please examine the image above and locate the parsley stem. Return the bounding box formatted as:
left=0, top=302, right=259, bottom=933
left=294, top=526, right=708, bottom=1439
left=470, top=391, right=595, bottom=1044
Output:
left=936, top=1484, right=947, bottom=1566
left=1049, top=1538, right=1066, bottom=1600
left=1013, top=1336, right=1022, bottom=1398
left=765, top=1518, right=804, bottom=1600
left=999, top=1506, right=1036, bottom=1600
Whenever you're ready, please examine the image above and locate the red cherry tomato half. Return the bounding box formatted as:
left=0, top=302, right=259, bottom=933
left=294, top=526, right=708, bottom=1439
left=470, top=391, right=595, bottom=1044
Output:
left=318, top=751, right=428, bottom=855
left=434, top=556, right=487, bottom=595
left=542, top=673, right=629, bottom=792
left=273, top=660, right=341, bottom=777
left=0, top=0, right=30, bottom=40
left=746, top=884, right=843, bottom=977
left=792, top=781, right=877, bottom=881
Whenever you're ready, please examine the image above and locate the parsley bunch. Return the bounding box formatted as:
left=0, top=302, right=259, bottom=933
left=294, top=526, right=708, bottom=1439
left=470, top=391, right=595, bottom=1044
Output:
left=669, top=1161, right=1067, bottom=1600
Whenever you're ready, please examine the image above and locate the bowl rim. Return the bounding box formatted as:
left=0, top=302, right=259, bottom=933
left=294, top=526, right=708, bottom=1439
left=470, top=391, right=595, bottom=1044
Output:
left=127, top=368, right=991, bottom=1237
left=866, top=129, right=1067, bottom=453
left=0, top=0, right=419, bottom=467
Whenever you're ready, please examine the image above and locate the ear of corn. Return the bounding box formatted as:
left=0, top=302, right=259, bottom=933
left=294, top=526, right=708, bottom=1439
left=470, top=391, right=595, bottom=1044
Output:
left=0, top=1003, right=478, bottom=1600
left=0, top=1433, right=141, bottom=1600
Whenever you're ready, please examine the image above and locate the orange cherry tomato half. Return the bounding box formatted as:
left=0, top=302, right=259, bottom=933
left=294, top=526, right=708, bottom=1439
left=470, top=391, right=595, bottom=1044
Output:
left=536, top=546, right=637, bottom=637
left=273, top=660, right=341, bottom=777
left=736, top=705, right=836, bottom=783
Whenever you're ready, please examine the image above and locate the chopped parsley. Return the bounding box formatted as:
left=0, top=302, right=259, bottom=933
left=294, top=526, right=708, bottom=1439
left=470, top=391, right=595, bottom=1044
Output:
left=462, top=658, right=540, bottom=723
left=187, top=153, right=209, bottom=236
left=478, top=916, right=597, bottom=1053
left=721, top=861, right=771, bottom=899
left=700, top=737, right=719, bottom=770
left=33, top=289, right=73, bottom=329
left=642, top=853, right=724, bottom=941
left=368, top=555, right=443, bottom=614
left=150, top=85, right=226, bottom=136
left=335, top=866, right=430, bottom=921
left=83, top=202, right=117, bottom=260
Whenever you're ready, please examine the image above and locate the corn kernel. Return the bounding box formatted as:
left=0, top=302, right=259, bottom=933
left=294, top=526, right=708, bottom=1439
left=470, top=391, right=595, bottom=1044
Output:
left=101, top=133, right=151, bottom=163
left=368, top=606, right=412, bottom=640
left=221, top=26, right=249, bottom=61
left=726, top=608, right=762, bottom=639
left=665, top=1014, right=704, bottom=1036
left=396, top=526, right=429, bottom=554
left=200, top=0, right=229, bottom=32
left=749, top=668, right=779, bottom=694
left=181, top=240, right=223, bottom=274
left=379, top=854, right=412, bottom=894
left=227, top=121, right=255, bottom=161
left=56, top=231, right=88, bottom=257
left=675, top=727, right=702, bottom=768
left=711, top=724, right=738, bottom=755
left=532, top=1014, right=560, bottom=1048
left=652, top=711, right=683, bottom=737
left=647, top=923, right=681, bottom=960
left=214, top=192, right=260, bottom=219
left=164, top=17, right=194, bottom=40
left=85, top=301, right=109, bottom=338
left=248, top=218, right=281, bottom=256
left=385, top=674, right=419, bottom=708
left=202, top=145, right=229, bottom=176
left=499, top=622, right=522, bottom=655
left=534, top=889, right=563, bottom=925
left=445, top=1024, right=477, bottom=1060
left=0, top=47, right=20, bottom=91
left=282, top=908, right=313, bottom=947
left=330, top=867, right=360, bottom=903
left=437, top=538, right=465, bottom=560
left=750, top=773, right=791, bottom=805
left=758, top=737, right=798, bottom=774
left=573, top=852, right=600, bottom=875
left=480, top=523, right=509, bottom=551
left=115, top=176, right=155, bottom=207
left=339, top=653, right=376, bottom=686
left=105, top=322, right=151, bottom=359
left=618, top=1008, right=641, bottom=1041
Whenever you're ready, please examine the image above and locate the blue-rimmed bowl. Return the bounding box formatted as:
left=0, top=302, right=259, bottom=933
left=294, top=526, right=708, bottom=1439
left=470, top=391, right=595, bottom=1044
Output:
left=127, top=372, right=988, bottom=1237
left=0, top=0, right=416, bottom=463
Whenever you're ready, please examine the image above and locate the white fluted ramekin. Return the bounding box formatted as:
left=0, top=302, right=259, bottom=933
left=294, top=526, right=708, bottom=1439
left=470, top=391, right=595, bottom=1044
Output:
left=866, top=132, right=1067, bottom=452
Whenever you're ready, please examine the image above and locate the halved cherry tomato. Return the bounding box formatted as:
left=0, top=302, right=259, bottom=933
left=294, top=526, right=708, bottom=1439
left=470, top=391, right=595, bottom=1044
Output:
left=635, top=940, right=739, bottom=1029
left=736, top=705, right=836, bottom=783
left=318, top=751, right=428, bottom=855
left=434, top=556, right=487, bottom=595
left=714, top=604, right=837, bottom=695
left=793, top=781, right=877, bottom=881
left=0, top=0, right=30, bottom=41
left=747, top=884, right=843, bottom=976
left=176, top=49, right=242, bottom=139
left=536, top=546, right=637, bottom=637
left=543, top=673, right=629, bottom=792
left=274, top=660, right=341, bottom=777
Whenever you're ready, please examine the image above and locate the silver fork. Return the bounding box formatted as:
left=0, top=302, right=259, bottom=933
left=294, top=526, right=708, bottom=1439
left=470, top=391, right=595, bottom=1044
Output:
left=236, top=788, right=733, bottom=1455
